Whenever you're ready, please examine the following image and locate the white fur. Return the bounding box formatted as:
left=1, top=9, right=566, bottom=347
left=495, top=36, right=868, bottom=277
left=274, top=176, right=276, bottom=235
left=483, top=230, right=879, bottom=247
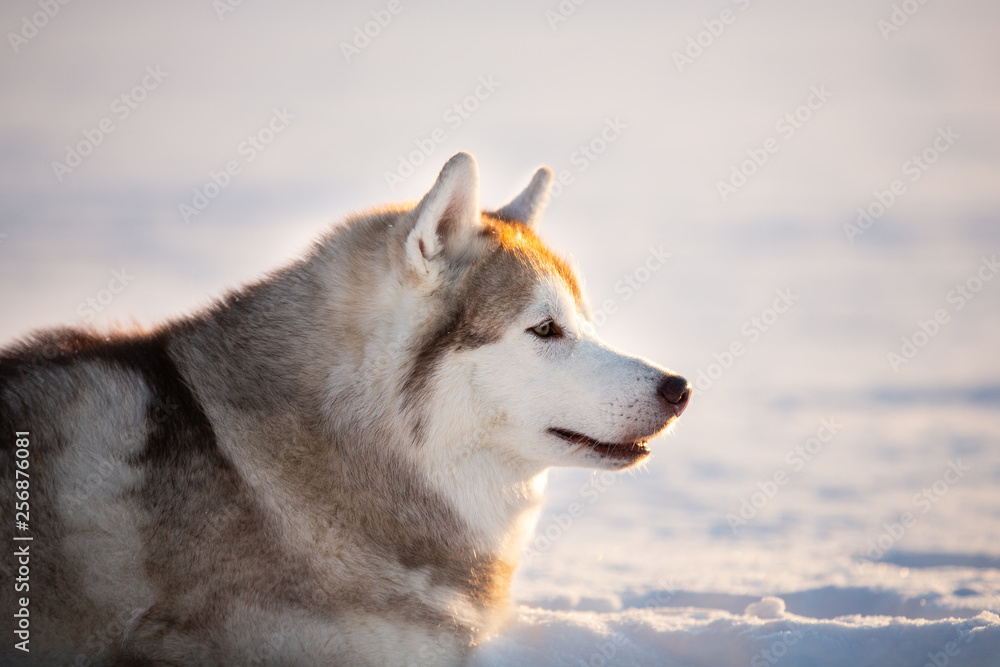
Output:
left=54, top=364, right=156, bottom=646
left=410, top=273, right=677, bottom=565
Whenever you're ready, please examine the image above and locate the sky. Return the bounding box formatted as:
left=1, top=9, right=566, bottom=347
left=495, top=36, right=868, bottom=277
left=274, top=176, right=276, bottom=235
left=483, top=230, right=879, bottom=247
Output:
left=2, top=0, right=998, bottom=351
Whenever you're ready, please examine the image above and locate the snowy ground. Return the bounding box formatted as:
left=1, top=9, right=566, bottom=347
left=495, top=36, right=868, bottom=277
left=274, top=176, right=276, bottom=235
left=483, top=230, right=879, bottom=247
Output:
left=2, top=1, right=999, bottom=664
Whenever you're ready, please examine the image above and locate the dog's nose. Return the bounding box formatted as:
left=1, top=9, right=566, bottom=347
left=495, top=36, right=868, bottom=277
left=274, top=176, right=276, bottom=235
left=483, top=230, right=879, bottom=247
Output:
left=658, top=374, right=691, bottom=415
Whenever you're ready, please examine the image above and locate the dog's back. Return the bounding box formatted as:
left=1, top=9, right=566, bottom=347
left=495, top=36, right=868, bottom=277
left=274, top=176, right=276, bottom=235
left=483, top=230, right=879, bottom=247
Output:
left=1, top=324, right=478, bottom=665
left=1, top=331, right=158, bottom=663
left=0, top=329, right=270, bottom=664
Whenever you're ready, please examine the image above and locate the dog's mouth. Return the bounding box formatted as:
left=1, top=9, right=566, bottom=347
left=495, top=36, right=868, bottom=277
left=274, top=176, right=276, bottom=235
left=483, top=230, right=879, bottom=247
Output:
left=548, top=427, right=651, bottom=461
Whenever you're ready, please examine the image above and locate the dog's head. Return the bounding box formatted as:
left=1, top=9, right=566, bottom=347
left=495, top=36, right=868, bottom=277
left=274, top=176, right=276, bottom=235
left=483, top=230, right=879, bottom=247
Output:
left=386, top=153, right=689, bottom=473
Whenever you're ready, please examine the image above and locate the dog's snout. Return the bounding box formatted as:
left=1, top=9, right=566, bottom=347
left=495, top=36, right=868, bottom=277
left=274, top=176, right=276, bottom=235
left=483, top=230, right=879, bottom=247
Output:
left=657, top=374, right=691, bottom=414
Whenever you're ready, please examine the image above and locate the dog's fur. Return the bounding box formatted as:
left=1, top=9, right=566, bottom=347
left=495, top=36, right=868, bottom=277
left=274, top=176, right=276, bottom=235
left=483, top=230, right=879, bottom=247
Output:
left=0, top=153, right=689, bottom=666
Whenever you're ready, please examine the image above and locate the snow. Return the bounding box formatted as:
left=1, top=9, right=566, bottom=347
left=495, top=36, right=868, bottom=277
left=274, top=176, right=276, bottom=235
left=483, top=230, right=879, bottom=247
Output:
left=481, top=367, right=1000, bottom=664
left=744, top=597, right=787, bottom=619
left=474, top=608, right=1000, bottom=667
left=2, top=0, right=999, bottom=664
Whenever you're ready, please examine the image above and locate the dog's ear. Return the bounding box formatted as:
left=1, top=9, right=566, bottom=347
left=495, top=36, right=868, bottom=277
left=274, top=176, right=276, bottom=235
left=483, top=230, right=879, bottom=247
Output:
left=491, top=166, right=553, bottom=229
left=407, top=152, right=481, bottom=278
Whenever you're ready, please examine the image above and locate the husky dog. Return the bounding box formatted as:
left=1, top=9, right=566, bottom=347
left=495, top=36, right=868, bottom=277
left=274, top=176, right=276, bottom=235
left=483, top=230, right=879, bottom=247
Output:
left=0, top=153, right=689, bottom=666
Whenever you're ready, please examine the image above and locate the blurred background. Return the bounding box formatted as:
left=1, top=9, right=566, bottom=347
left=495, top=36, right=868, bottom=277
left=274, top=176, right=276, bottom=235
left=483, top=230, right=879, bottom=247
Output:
left=2, top=0, right=999, bottom=633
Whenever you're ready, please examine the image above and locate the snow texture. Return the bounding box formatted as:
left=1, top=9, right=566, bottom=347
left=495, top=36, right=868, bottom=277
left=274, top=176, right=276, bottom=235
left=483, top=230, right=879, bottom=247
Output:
left=1, top=0, right=999, bottom=664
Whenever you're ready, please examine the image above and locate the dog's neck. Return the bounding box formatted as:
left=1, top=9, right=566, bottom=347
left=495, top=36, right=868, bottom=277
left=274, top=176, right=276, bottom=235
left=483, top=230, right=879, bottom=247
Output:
left=171, top=227, right=545, bottom=635
left=416, top=434, right=550, bottom=560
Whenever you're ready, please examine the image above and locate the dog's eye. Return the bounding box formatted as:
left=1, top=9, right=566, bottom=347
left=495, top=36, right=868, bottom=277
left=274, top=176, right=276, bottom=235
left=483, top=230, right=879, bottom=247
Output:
left=529, top=320, right=559, bottom=338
